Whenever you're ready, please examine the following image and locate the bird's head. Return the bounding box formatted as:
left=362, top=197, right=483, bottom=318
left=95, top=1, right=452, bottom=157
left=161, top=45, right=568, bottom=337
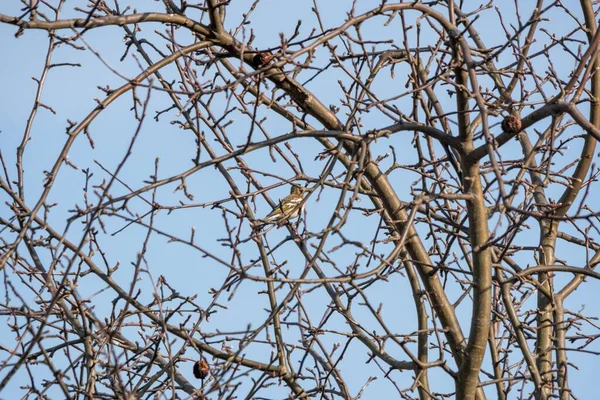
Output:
left=290, top=185, right=305, bottom=195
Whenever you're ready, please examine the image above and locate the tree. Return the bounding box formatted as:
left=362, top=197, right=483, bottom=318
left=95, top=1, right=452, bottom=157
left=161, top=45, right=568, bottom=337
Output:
left=1, top=1, right=599, bottom=399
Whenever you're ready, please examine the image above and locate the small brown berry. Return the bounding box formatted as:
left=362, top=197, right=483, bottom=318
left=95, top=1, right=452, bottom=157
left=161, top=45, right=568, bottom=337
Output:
left=193, top=359, right=210, bottom=379
left=501, top=114, right=522, bottom=134
left=253, top=51, right=273, bottom=68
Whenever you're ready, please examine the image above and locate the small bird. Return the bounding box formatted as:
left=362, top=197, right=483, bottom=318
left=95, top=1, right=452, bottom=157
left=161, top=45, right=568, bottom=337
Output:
left=263, top=185, right=306, bottom=224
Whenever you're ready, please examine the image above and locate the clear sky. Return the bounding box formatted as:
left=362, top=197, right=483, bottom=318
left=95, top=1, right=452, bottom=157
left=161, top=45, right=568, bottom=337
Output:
left=1, top=1, right=599, bottom=398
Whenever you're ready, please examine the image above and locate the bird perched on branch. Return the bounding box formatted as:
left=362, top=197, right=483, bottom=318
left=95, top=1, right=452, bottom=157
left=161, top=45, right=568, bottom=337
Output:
left=263, top=185, right=306, bottom=225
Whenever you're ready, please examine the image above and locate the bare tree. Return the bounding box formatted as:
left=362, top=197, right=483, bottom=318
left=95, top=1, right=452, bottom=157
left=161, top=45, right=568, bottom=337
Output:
left=1, top=1, right=600, bottom=399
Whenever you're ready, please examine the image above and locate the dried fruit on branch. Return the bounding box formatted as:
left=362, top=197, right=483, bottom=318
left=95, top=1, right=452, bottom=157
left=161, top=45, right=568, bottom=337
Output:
left=501, top=114, right=522, bottom=134
left=253, top=51, right=274, bottom=68
left=193, top=359, right=210, bottom=379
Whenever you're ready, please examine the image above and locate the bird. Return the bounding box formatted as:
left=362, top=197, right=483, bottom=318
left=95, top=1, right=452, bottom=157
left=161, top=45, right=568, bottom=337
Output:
left=263, top=185, right=306, bottom=225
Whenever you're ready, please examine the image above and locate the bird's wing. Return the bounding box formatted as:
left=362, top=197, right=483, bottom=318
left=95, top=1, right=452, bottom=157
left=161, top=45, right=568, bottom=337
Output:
left=264, top=195, right=303, bottom=221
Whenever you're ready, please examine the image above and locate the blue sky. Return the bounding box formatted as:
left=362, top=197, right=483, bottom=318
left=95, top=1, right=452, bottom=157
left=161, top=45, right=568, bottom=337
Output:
left=1, top=1, right=599, bottom=398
